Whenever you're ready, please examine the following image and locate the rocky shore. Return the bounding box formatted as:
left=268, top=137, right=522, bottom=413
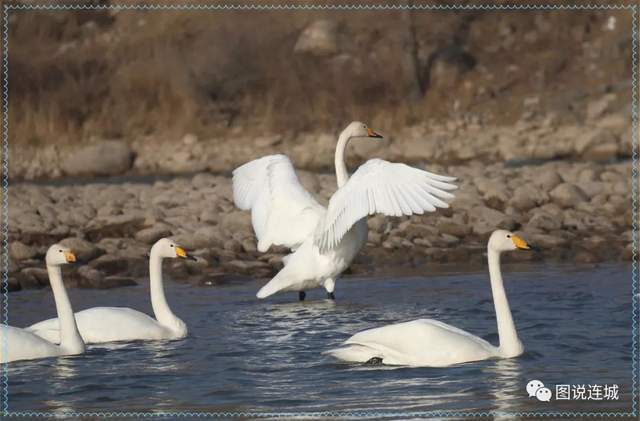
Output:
left=6, top=151, right=633, bottom=292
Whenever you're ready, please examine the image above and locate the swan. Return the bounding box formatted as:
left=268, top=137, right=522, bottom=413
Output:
left=233, top=121, right=457, bottom=300
left=325, top=230, right=533, bottom=367
left=0, top=245, right=84, bottom=363
left=26, top=238, right=195, bottom=344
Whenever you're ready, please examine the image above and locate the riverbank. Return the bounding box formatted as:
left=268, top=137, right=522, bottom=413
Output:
left=6, top=155, right=632, bottom=291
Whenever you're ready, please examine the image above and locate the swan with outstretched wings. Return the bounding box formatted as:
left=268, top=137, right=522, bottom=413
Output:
left=233, top=121, right=457, bottom=301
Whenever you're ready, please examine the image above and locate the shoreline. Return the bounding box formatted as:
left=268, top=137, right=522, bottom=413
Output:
left=6, top=155, right=633, bottom=292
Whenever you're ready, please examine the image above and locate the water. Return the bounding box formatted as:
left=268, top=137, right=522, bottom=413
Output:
left=5, top=263, right=635, bottom=416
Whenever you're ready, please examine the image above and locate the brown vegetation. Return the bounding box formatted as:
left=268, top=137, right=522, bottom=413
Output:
left=6, top=2, right=633, bottom=145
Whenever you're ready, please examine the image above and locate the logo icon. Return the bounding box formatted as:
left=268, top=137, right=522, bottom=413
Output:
left=527, top=380, right=551, bottom=402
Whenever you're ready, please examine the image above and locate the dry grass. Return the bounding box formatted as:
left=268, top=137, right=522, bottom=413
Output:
left=6, top=3, right=632, bottom=145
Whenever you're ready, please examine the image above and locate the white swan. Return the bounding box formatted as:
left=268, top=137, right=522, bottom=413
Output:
left=26, top=238, right=195, bottom=344
left=1, top=245, right=84, bottom=363
left=326, top=230, right=533, bottom=367
left=233, top=121, right=457, bottom=300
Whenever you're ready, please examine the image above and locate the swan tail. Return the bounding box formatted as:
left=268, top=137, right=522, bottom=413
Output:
left=256, top=269, right=297, bottom=299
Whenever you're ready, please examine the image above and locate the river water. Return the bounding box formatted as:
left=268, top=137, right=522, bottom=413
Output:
left=4, top=263, right=636, bottom=417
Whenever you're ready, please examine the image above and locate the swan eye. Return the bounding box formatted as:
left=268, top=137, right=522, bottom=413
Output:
left=506, top=235, right=511, bottom=238
left=170, top=244, right=174, bottom=247
left=58, top=249, right=62, bottom=252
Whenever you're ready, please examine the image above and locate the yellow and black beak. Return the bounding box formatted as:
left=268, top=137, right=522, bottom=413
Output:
left=64, top=251, right=77, bottom=263
left=367, top=127, right=383, bottom=139
left=175, top=246, right=197, bottom=261
left=512, top=235, right=539, bottom=251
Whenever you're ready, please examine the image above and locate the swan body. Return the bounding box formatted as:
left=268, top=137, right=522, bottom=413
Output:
left=27, top=238, right=194, bottom=344
left=326, top=230, right=531, bottom=367
left=233, top=121, right=457, bottom=299
left=1, top=245, right=84, bottom=363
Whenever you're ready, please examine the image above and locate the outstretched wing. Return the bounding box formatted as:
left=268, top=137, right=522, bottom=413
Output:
left=314, top=159, right=457, bottom=252
left=233, top=154, right=326, bottom=252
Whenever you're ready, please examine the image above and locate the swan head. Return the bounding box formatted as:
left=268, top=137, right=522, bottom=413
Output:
left=488, top=230, right=533, bottom=253
left=342, top=121, right=383, bottom=140
left=152, top=238, right=197, bottom=261
left=46, top=244, right=76, bottom=266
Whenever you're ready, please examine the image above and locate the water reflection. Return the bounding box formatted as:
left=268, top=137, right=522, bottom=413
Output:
left=484, top=358, right=523, bottom=416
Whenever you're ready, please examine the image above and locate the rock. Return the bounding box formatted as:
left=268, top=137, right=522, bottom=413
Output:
left=549, top=183, right=588, bottom=208
left=527, top=209, right=562, bottom=231
left=88, top=254, right=129, bottom=275
left=192, top=226, right=225, bottom=248
left=294, top=19, right=338, bottom=56
left=510, top=185, right=549, bottom=211
left=436, top=219, right=471, bottom=237
left=85, top=214, right=145, bottom=241
left=59, top=237, right=103, bottom=262
left=77, top=265, right=105, bottom=287
left=586, top=93, right=617, bottom=120
left=135, top=226, right=172, bottom=244
left=529, top=233, right=568, bottom=248
left=470, top=206, right=515, bottom=235
left=532, top=170, right=562, bottom=191
left=220, top=211, right=251, bottom=233
left=18, top=268, right=49, bottom=288
left=62, top=141, right=133, bottom=177
left=9, top=241, right=38, bottom=261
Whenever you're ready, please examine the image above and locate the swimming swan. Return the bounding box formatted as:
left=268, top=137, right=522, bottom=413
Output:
left=326, top=230, right=533, bottom=367
left=233, top=121, right=457, bottom=300
left=26, top=238, right=195, bottom=344
left=0, top=245, right=83, bottom=363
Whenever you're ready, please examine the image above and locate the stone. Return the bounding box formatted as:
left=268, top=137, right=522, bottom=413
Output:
left=135, top=226, right=172, bottom=244
left=470, top=206, right=515, bottom=235
left=527, top=210, right=562, bottom=231
left=9, top=241, right=38, bottom=261
left=62, top=141, right=133, bottom=177
left=85, top=214, right=145, bottom=241
left=510, top=185, right=549, bottom=211
left=586, top=93, right=617, bottom=120
left=19, top=267, right=49, bottom=288
left=549, top=183, right=588, bottom=208
left=294, top=19, right=338, bottom=56
left=77, top=265, right=105, bottom=287
left=88, top=254, right=128, bottom=275
left=531, top=170, right=562, bottom=191
left=59, top=237, right=103, bottom=262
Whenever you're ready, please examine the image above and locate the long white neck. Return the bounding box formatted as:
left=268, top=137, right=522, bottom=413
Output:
left=487, top=248, right=523, bottom=357
left=149, top=252, right=183, bottom=331
left=335, top=130, right=352, bottom=188
left=47, top=264, right=84, bottom=354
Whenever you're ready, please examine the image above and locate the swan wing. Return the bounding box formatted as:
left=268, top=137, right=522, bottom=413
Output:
left=27, top=307, right=175, bottom=344
left=314, top=159, right=457, bottom=251
left=233, top=154, right=326, bottom=252
left=330, top=319, right=494, bottom=367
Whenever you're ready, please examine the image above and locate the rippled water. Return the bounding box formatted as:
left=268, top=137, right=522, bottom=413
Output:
left=5, top=263, right=635, bottom=416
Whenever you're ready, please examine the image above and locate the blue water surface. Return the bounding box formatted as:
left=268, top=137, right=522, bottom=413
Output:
left=5, top=263, right=635, bottom=416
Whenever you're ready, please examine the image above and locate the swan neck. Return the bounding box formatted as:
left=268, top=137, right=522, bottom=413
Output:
left=487, top=248, right=522, bottom=357
left=335, top=131, right=351, bottom=188
left=149, top=252, right=181, bottom=330
left=47, top=264, right=84, bottom=354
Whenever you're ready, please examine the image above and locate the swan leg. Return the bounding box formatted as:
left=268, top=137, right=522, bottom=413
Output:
left=324, top=278, right=335, bottom=300
left=365, top=357, right=383, bottom=365
left=298, top=291, right=306, bottom=301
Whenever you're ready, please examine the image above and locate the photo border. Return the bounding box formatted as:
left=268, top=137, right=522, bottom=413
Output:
left=1, top=2, right=637, bottom=418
